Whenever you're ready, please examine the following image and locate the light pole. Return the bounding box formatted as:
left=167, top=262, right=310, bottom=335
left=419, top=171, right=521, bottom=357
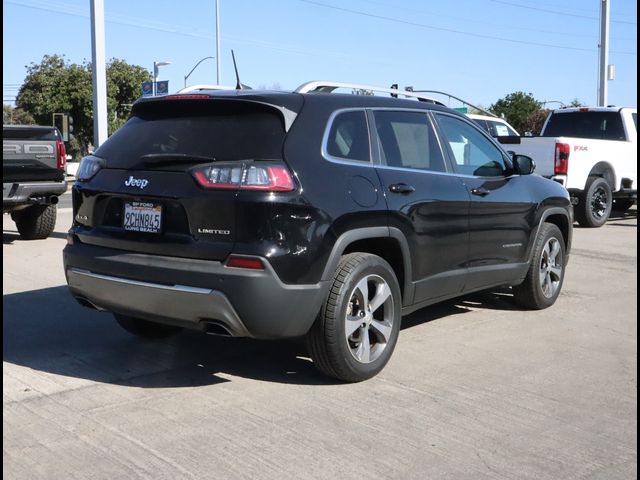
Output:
left=184, top=56, right=215, bottom=88
left=153, top=60, right=171, bottom=96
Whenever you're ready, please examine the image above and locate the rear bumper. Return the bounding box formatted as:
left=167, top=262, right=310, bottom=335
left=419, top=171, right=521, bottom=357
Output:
left=63, top=242, right=329, bottom=339
left=3, top=181, right=67, bottom=208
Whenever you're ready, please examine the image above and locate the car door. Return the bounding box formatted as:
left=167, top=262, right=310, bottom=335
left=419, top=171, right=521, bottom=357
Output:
left=432, top=112, right=538, bottom=291
left=370, top=109, right=470, bottom=305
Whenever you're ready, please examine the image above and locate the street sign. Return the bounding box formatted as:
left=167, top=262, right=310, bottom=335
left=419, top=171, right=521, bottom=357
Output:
left=453, top=107, right=468, bottom=113
left=156, top=81, right=169, bottom=96
left=141, top=81, right=153, bottom=97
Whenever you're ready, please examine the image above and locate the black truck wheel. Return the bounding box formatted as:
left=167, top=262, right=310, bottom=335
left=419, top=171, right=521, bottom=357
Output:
left=13, top=204, right=57, bottom=240
left=575, top=176, right=612, bottom=228
left=306, top=253, right=402, bottom=382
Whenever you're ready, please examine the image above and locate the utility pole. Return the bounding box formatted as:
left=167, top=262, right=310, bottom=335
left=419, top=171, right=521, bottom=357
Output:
left=90, top=0, right=108, bottom=148
left=597, top=0, right=610, bottom=107
left=216, top=0, right=221, bottom=85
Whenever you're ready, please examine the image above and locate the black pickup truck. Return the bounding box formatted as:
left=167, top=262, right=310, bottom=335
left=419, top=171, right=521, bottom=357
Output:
left=3, top=125, right=67, bottom=239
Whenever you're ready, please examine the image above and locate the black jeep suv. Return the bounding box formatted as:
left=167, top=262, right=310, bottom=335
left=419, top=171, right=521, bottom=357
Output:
left=63, top=82, right=572, bottom=382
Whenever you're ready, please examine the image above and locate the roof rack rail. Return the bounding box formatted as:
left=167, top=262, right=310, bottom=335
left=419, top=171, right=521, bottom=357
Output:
left=294, top=81, right=446, bottom=106
left=404, top=88, right=497, bottom=118
left=177, top=84, right=236, bottom=93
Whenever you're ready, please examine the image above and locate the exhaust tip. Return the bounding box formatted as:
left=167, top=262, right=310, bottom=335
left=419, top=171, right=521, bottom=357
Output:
left=202, top=321, right=233, bottom=337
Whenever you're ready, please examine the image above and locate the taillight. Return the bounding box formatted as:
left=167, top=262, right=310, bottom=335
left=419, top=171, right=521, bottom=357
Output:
left=56, top=140, right=66, bottom=171
left=192, top=163, right=295, bottom=192
left=554, top=143, right=570, bottom=175
left=226, top=256, right=264, bottom=270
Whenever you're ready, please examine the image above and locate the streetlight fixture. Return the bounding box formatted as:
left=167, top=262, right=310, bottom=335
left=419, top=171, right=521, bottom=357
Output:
left=184, top=56, right=215, bottom=88
left=153, top=60, right=171, bottom=96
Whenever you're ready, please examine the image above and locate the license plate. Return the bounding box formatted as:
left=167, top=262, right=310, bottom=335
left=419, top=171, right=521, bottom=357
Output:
left=123, top=201, right=162, bottom=233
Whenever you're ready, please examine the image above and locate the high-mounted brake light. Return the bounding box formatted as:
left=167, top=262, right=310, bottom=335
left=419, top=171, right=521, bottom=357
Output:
left=192, top=163, right=295, bottom=192
left=554, top=143, right=570, bottom=175
left=163, top=94, right=211, bottom=100
left=56, top=139, right=66, bottom=171
left=226, top=256, right=264, bottom=270
left=579, top=108, right=590, bottom=112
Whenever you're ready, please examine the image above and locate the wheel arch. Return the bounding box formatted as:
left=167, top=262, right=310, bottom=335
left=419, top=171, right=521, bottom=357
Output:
left=588, top=161, right=617, bottom=190
left=526, top=208, right=572, bottom=264
left=321, top=227, right=414, bottom=306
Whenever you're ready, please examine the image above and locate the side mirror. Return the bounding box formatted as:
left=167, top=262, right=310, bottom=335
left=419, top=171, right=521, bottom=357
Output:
left=512, top=154, right=535, bottom=175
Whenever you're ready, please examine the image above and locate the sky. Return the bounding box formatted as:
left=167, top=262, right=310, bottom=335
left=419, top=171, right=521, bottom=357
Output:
left=3, top=0, right=638, bottom=110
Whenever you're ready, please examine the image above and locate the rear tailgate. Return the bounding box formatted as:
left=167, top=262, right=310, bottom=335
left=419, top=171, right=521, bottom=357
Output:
left=3, top=126, right=64, bottom=182
left=72, top=97, right=296, bottom=261
left=498, top=136, right=558, bottom=178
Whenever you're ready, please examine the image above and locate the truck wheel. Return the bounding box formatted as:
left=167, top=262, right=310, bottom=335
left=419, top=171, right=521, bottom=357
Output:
left=114, top=314, right=183, bottom=338
left=513, top=223, right=565, bottom=310
left=13, top=204, right=57, bottom=240
left=575, top=176, right=612, bottom=228
left=612, top=199, right=635, bottom=212
left=306, top=253, right=402, bottom=382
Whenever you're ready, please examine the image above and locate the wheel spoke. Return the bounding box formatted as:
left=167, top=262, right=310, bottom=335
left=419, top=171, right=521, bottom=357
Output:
left=355, top=330, right=370, bottom=363
left=550, top=265, right=563, bottom=280
left=370, top=319, right=392, bottom=343
left=543, top=273, right=552, bottom=295
left=549, top=240, right=561, bottom=263
left=354, top=277, right=370, bottom=311
left=345, top=316, right=363, bottom=337
left=369, top=282, right=391, bottom=313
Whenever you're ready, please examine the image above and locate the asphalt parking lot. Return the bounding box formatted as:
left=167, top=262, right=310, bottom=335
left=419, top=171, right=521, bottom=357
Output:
left=3, top=194, right=637, bottom=480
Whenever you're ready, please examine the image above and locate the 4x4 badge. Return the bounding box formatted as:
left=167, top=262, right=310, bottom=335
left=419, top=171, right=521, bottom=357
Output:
left=124, top=176, right=149, bottom=189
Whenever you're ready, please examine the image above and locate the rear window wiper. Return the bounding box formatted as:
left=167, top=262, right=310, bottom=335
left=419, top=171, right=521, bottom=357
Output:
left=141, top=153, right=217, bottom=167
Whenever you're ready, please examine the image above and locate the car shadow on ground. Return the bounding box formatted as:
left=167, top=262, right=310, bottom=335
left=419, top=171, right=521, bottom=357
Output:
left=3, top=230, right=69, bottom=244
left=3, top=285, right=520, bottom=388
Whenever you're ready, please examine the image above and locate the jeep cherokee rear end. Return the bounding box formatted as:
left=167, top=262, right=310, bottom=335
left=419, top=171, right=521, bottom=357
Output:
left=64, top=91, right=334, bottom=338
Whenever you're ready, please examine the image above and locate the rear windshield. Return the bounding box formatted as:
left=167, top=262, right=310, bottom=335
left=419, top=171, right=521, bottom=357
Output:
left=543, top=111, right=626, bottom=140
left=3, top=127, right=58, bottom=141
left=95, top=101, right=286, bottom=167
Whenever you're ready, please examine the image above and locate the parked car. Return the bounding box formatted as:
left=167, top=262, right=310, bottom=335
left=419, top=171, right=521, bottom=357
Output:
left=3, top=125, right=67, bottom=239
left=497, top=106, right=637, bottom=227
left=63, top=81, right=572, bottom=382
left=467, top=113, right=520, bottom=137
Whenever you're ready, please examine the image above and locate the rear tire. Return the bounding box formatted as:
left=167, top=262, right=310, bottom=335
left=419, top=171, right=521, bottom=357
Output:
left=513, top=223, right=565, bottom=310
left=13, top=204, right=57, bottom=240
left=306, top=253, right=402, bottom=382
left=114, top=314, right=183, bottom=338
left=575, top=176, right=612, bottom=228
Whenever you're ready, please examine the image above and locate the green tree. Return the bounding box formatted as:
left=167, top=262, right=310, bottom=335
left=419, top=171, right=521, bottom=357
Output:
left=489, top=92, right=542, bottom=134
left=3, top=104, right=35, bottom=125
left=524, top=109, right=551, bottom=136
left=569, top=98, right=584, bottom=107
left=16, top=54, right=150, bottom=158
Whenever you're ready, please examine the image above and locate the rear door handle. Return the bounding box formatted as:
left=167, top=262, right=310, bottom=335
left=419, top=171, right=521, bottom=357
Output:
left=389, top=183, right=415, bottom=194
left=471, top=187, right=490, bottom=197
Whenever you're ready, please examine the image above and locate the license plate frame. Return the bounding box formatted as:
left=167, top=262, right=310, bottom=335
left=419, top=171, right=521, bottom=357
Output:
left=123, top=201, right=163, bottom=234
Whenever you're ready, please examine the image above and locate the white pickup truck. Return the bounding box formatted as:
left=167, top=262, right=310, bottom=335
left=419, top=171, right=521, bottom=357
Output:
left=498, top=107, right=637, bottom=227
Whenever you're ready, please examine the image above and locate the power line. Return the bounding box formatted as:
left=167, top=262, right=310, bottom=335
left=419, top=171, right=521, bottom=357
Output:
left=298, top=0, right=636, bottom=55
left=490, top=0, right=636, bottom=26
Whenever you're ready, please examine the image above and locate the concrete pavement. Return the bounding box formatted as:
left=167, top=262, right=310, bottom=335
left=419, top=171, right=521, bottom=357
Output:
left=3, top=207, right=637, bottom=479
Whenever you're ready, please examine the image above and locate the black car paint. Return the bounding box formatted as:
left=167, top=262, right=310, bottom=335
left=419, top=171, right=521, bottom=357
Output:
left=64, top=91, right=572, bottom=338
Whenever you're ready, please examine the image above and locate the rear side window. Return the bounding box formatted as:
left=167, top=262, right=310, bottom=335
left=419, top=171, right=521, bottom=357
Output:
left=488, top=120, right=518, bottom=137
left=543, top=111, right=626, bottom=140
left=3, top=127, right=59, bottom=141
left=326, top=110, right=370, bottom=162
left=95, top=101, right=286, bottom=167
left=632, top=113, right=637, bottom=132
left=373, top=111, right=446, bottom=172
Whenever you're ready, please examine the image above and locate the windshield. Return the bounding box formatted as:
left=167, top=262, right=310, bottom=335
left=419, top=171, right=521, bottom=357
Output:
left=543, top=111, right=626, bottom=140
left=95, top=101, right=286, bottom=168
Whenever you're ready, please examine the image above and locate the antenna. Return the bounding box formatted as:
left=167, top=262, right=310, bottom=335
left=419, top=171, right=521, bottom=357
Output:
left=231, top=50, right=248, bottom=90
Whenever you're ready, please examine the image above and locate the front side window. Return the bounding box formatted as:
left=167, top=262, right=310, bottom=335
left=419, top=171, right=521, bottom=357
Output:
left=434, top=114, right=508, bottom=177
left=326, top=110, right=370, bottom=162
left=373, top=110, right=446, bottom=172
